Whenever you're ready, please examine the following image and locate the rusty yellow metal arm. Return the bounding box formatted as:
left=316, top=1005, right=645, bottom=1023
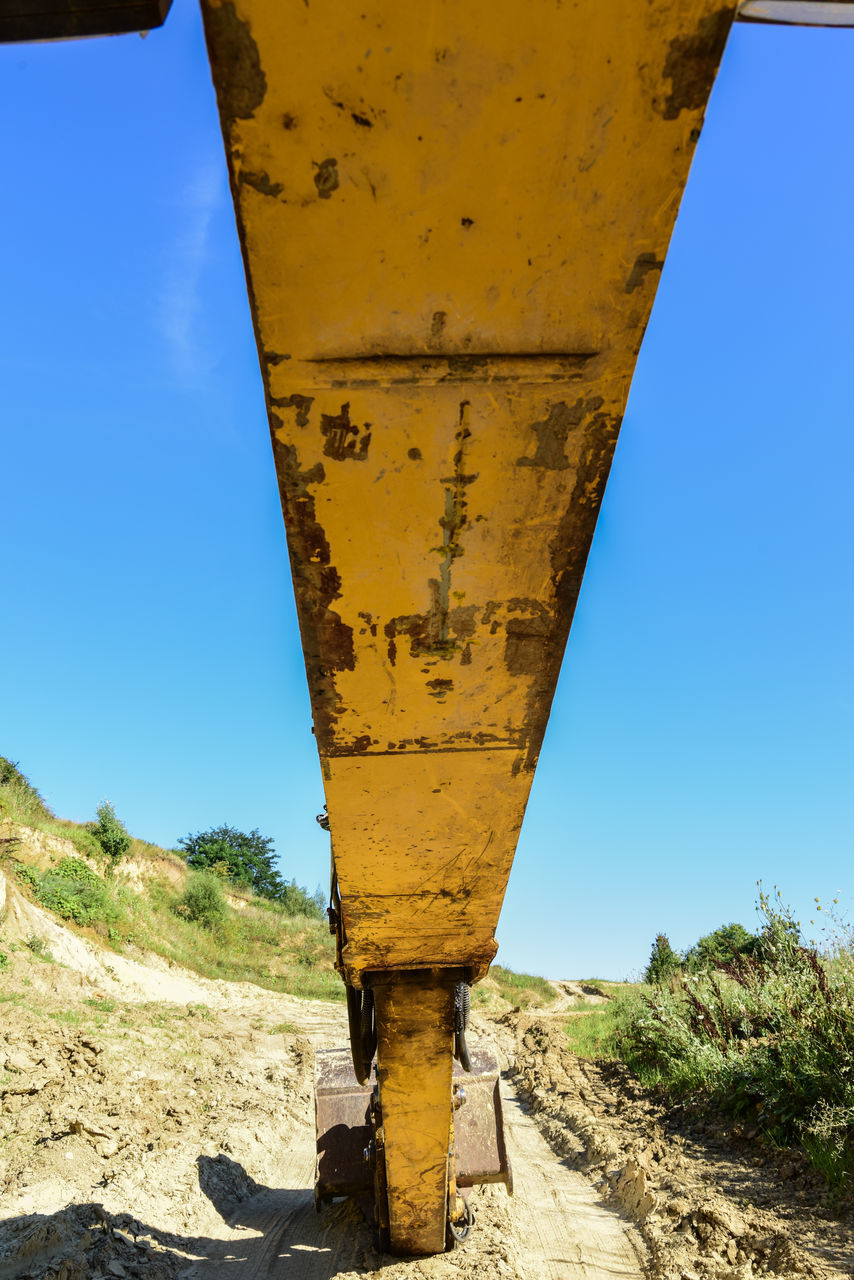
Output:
left=201, top=0, right=735, bottom=985
left=199, top=0, right=735, bottom=1253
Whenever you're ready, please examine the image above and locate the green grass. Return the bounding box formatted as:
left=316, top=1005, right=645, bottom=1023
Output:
left=488, top=964, right=557, bottom=1007
left=84, top=997, right=117, bottom=1012
left=565, top=990, right=643, bottom=1058
left=580, top=979, right=634, bottom=999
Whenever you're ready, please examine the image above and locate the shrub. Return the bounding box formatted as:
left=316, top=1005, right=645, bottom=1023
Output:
left=177, top=825, right=323, bottom=916
left=26, top=934, right=52, bottom=960
left=278, top=879, right=325, bottom=920
left=176, top=872, right=226, bottom=929
left=13, top=856, right=120, bottom=932
left=93, top=801, right=131, bottom=866
left=37, top=858, right=119, bottom=929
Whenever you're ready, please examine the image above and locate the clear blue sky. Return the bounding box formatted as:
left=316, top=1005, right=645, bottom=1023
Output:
left=2, top=5, right=852, bottom=979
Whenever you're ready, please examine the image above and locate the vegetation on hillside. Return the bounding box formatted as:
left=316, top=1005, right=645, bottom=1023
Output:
left=1, top=754, right=554, bottom=1012
left=177, top=824, right=323, bottom=916
left=479, top=964, right=557, bottom=1008
left=0, top=754, right=339, bottom=1000
left=567, top=890, right=854, bottom=1193
left=0, top=757, right=120, bottom=863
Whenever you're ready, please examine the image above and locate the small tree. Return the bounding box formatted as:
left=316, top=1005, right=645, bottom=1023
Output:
left=644, top=933, right=682, bottom=985
left=177, top=825, right=285, bottom=901
left=93, top=801, right=131, bottom=866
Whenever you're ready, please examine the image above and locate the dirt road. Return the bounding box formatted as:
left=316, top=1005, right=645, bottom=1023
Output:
left=1, top=874, right=851, bottom=1280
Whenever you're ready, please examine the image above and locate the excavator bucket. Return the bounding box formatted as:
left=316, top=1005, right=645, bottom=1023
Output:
left=315, top=1045, right=511, bottom=1218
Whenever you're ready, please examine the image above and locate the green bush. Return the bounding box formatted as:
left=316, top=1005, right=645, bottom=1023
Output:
left=37, top=858, right=119, bottom=929
left=278, top=879, right=325, bottom=919
left=178, top=825, right=284, bottom=899
left=12, top=861, right=41, bottom=891
left=26, top=935, right=51, bottom=960
left=13, top=856, right=120, bottom=931
left=93, top=801, right=131, bottom=866
left=177, top=825, right=323, bottom=916
left=176, top=872, right=227, bottom=929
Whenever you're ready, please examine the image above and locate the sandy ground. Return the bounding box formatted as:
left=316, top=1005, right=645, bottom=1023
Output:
left=1, top=870, right=852, bottom=1279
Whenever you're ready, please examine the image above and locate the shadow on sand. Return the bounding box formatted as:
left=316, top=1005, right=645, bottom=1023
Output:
left=0, top=1155, right=379, bottom=1280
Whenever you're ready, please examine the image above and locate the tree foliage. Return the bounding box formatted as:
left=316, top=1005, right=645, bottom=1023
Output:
left=177, top=825, right=285, bottom=900
left=684, top=922, right=758, bottom=972
left=644, top=933, right=682, bottom=985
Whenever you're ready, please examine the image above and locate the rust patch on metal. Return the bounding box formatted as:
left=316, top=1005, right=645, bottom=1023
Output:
left=271, top=434, right=354, bottom=751
left=321, top=402, right=372, bottom=461
left=436, top=403, right=477, bottom=631
left=517, top=397, right=603, bottom=470
left=517, top=404, right=621, bottom=770
left=428, top=310, right=447, bottom=350
left=384, top=407, right=478, bottom=665
left=625, top=252, right=664, bottom=293
left=314, top=157, right=340, bottom=199
left=240, top=168, right=284, bottom=198
left=200, top=1, right=266, bottom=131
left=503, top=609, right=552, bottom=679
left=426, top=678, right=454, bottom=699
left=448, top=604, right=477, bottom=640
left=271, top=393, right=314, bottom=428
left=444, top=355, right=488, bottom=378
left=659, top=8, right=734, bottom=121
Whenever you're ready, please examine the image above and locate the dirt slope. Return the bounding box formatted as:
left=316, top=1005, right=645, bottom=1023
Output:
left=2, top=871, right=852, bottom=1279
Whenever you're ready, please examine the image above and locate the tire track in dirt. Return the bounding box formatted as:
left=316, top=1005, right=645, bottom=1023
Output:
left=500, top=1079, right=644, bottom=1279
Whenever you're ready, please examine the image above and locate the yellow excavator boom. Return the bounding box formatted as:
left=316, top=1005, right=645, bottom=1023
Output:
left=10, top=0, right=805, bottom=1256
left=196, top=0, right=736, bottom=1252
